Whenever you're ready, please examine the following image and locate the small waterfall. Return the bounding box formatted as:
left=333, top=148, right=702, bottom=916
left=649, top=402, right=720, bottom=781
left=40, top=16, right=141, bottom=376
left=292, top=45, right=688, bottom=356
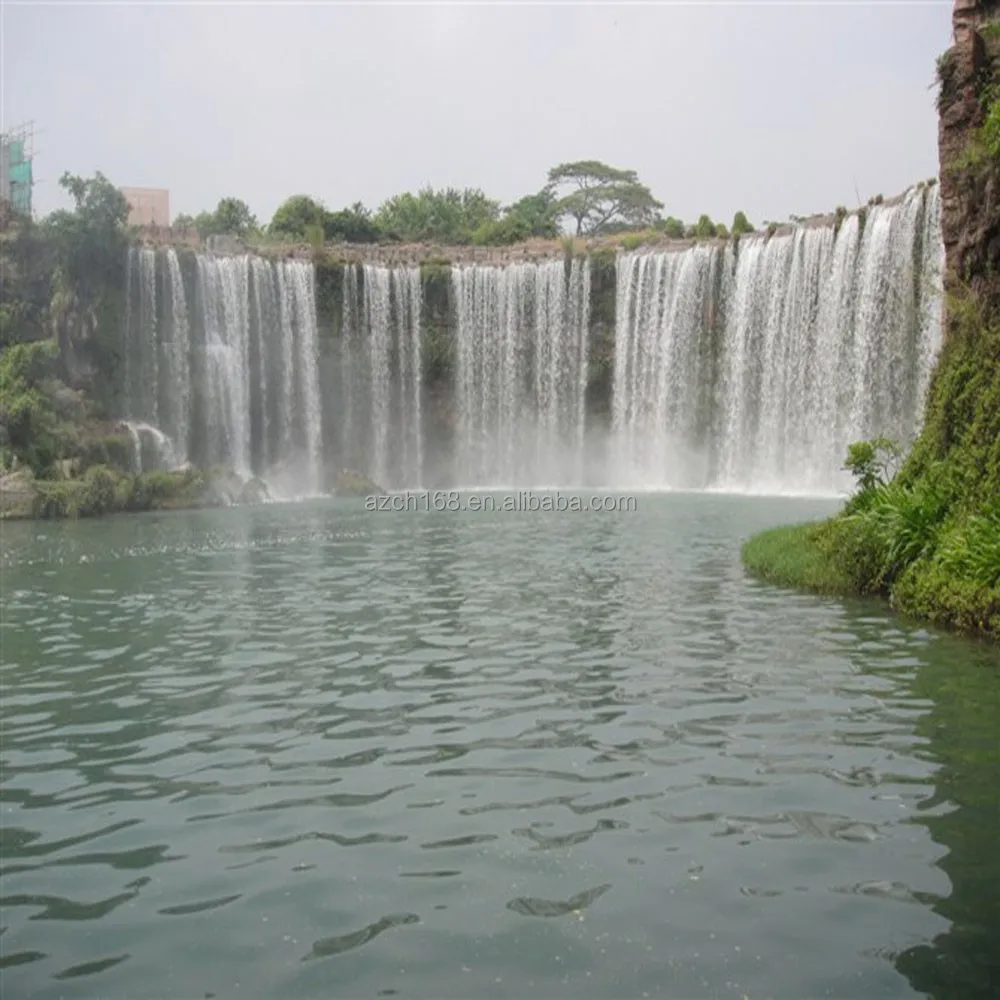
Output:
left=614, top=183, right=943, bottom=494
left=452, top=258, right=591, bottom=487
left=123, top=249, right=326, bottom=496
left=122, top=420, right=178, bottom=474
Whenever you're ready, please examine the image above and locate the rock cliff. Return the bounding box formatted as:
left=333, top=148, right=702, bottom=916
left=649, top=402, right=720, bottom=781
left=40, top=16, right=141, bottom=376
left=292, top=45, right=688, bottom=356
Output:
left=938, top=0, right=1000, bottom=312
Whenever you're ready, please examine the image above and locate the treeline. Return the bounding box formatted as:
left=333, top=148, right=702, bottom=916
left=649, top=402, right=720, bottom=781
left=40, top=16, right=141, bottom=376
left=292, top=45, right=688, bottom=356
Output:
left=172, top=159, right=756, bottom=247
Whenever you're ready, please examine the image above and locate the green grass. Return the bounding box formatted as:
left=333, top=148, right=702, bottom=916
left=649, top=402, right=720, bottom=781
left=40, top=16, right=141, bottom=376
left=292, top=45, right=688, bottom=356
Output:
left=742, top=514, right=1000, bottom=638
left=741, top=522, right=855, bottom=595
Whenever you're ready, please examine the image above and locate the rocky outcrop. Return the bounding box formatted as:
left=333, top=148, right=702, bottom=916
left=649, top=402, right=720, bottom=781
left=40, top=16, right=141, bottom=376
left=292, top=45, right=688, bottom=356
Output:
left=938, top=0, right=1000, bottom=313
left=333, top=468, right=386, bottom=497
left=0, top=470, right=35, bottom=519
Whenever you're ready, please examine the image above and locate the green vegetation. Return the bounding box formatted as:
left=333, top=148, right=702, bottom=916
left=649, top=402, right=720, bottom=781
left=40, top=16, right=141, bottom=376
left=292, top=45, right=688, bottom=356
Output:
left=165, top=159, right=755, bottom=247
left=1, top=172, right=133, bottom=473
left=742, top=523, right=857, bottom=595
left=375, top=187, right=501, bottom=244
left=472, top=190, right=561, bottom=245
left=174, top=197, right=259, bottom=240
left=660, top=216, right=686, bottom=239
left=545, top=160, right=663, bottom=236
left=25, top=466, right=220, bottom=519
left=0, top=340, right=66, bottom=474
left=689, top=214, right=717, bottom=239
left=731, top=211, right=754, bottom=237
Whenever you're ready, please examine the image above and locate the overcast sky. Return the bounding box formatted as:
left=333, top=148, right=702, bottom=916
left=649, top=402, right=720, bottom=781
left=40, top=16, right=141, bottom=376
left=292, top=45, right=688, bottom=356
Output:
left=4, top=1, right=952, bottom=229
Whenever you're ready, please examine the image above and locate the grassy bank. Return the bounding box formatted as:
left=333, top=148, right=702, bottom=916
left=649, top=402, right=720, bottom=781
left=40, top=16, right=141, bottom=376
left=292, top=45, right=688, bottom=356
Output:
left=742, top=515, right=1000, bottom=637
left=741, top=523, right=856, bottom=595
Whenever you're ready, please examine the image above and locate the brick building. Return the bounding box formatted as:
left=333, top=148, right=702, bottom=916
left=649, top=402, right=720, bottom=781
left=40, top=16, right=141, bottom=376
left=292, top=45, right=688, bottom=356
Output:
left=121, top=187, right=170, bottom=227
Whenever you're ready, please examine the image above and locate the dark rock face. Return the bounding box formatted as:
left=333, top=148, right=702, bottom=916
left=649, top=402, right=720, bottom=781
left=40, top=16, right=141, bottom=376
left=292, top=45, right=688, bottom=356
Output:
left=938, top=0, right=1000, bottom=314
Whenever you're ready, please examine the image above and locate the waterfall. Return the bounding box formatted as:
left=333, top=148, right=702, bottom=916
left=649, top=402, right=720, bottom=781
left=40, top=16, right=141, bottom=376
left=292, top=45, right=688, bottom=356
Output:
left=123, top=249, right=325, bottom=496
left=124, top=247, right=160, bottom=430
left=452, top=258, right=591, bottom=487
left=120, top=182, right=942, bottom=500
left=163, top=250, right=191, bottom=465
left=122, top=420, right=178, bottom=474
left=197, top=255, right=252, bottom=477
left=614, top=183, right=943, bottom=494
left=338, top=264, right=423, bottom=490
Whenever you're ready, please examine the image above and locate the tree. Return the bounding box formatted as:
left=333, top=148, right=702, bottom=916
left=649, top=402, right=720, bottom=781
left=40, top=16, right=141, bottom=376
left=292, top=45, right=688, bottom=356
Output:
left=691, top=214, right=716, bottom=239
left=189, top=198, right=258, bottom=239
left=324, top=202, right=382, bottom=243
left=375, top=187, right=501, bottom=244
left=172, top=212, right=196, bottom=232
left=212, top=198, right=258, bottom=238
left=472, top=189, right=561, bottom=245
left=546, top=160, right=663, bottom=236
left=42, top=173, right=129, bottom=295
left=504, top=190, right=561, bottom=238
left=269, top=195, right=329, bottom=241
left=731, top=211, right=754, bottom=236
left=0, top=339, right=63, bottom=473
left=660, top=216, right=685, bottom=239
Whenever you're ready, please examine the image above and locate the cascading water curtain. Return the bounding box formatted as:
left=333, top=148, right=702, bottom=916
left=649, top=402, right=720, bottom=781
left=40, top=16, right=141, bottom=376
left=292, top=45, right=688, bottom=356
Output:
left=122, top=249, right=326, bottom=495
left=451, top=257, right=590, bottom=487
left=612, top=183, right=943, bottom=494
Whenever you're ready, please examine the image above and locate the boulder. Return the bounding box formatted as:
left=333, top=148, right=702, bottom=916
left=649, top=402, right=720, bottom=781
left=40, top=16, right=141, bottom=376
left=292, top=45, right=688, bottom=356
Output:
left=237, top=477, right=271, bottom=505
left=0, top=470, right=36, bottom=519
left=334, top=468, right=386, bottom=497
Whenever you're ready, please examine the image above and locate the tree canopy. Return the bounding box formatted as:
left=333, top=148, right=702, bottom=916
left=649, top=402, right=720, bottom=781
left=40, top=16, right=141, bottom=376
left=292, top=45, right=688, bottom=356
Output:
left=374, top=187, right=501, bottom=244
left=731, top=211, right=755, bottom=236
left=175, top=197, right=258, bottom=240
left=268, top=195, right=328, bottom=241
left=546, top=160, right=664, bottom=236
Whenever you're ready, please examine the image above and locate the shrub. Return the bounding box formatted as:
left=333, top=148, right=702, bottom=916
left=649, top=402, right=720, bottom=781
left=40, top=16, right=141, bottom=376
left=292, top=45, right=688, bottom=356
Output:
left=851, top=477, right=953, bottom=583
left=934, top=504, right=1000, bottom=589
left=843, top=437, right=902, bottom=492
left=80, top=464, right=117, bottom=515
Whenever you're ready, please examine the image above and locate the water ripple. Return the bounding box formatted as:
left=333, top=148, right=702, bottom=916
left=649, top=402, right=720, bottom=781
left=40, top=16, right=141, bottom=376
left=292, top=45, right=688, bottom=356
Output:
left=2, top=495, right=998, bottom=999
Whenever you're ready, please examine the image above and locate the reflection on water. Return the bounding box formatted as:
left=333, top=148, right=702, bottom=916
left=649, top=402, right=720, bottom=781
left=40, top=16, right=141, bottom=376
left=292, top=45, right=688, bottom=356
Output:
left=894, top=637, right=1000, bottom=998
left=1, top=494, right=998, bottom=999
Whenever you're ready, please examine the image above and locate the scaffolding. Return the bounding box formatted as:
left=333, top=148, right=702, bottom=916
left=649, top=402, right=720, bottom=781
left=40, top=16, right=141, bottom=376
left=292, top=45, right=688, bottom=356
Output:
left=1, top=122, right=36, bottom=219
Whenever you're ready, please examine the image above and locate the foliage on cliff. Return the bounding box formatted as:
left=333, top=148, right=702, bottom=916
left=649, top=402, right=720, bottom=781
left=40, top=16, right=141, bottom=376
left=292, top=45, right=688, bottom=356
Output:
left=1, top=172, right=134, bottom=474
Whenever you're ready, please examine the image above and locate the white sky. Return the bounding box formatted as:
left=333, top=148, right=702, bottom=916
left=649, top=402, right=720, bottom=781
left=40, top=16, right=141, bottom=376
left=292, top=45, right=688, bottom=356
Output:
left=4, top=0, right=953, bottom=228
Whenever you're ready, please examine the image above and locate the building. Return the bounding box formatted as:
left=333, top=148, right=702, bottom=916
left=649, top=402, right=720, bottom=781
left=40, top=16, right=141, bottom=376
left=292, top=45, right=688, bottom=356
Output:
left=1, top=123, right=35, bottom=219
left=121, top=187, right=170, bottom=227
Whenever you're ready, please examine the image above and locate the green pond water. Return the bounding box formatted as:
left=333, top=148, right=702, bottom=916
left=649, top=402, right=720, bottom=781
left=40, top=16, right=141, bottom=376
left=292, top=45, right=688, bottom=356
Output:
left=1, top=493, right=998, bottom=999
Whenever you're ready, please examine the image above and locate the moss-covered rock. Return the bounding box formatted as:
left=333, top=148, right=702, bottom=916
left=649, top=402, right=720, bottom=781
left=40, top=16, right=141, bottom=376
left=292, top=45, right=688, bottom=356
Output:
left=334, top=468, right=386, bottom=496
left=237, top=477, right=271, bottom=505
left=0, top=469, right=35, bottom=519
